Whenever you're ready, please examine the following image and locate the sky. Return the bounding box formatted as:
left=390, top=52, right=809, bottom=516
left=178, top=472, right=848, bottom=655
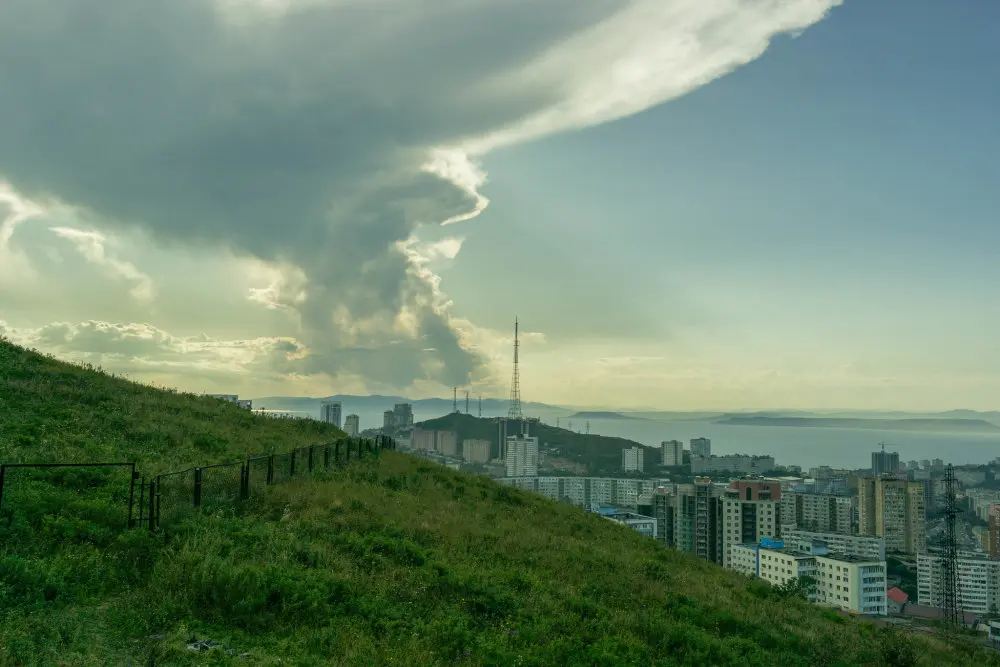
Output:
left=1, top=0, right=999, bottom=411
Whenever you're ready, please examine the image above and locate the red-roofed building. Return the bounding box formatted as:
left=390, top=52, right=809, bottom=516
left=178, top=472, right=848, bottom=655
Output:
left=887, top=587, right=909, bottom=614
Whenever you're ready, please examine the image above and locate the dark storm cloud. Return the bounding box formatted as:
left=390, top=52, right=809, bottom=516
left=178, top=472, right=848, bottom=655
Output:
left=0, top=0, right=616, bottom=387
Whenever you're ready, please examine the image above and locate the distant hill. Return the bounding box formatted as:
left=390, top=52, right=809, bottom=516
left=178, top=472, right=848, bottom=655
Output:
left=416, top=413, right=659, bottom=476
left=567, top=411, right=642, bottom=420
left=714, top=415, right=1000, bottom=433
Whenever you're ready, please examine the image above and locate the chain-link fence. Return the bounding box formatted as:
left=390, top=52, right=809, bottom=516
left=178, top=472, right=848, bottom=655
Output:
left=4, top=436, right=397, bottom=533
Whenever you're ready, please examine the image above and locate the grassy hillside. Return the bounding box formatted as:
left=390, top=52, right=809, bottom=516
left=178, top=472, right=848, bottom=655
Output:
left=0, top=339, right=342, bottom=470
left=1, top=338, right=997, bottom=665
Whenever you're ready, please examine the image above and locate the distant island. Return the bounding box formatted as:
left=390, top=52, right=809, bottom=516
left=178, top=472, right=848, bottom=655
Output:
left=714, top=416, right=1000, bottom=433
left=567, top=411, right=643, bottom=420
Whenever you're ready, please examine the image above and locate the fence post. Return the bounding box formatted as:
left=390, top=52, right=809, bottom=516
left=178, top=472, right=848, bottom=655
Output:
left=137, top=477, right=145, bottom=528
left=240, top=462, right=249, bottom=500
left=127, top=464, right=138, bottom=528
left=267, top=455, right=274, bottom=485
left=149, top=479, right=157, bottom=531
left=194, top=468, right=202, bottom=508
left=290, top=450, right=297, bottom=477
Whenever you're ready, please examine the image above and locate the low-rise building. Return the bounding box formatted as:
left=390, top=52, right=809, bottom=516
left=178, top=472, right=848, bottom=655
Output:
left=730, top=539, right=887, bottom=616
left=782, top=530, right=886, bottom=562
left=887, top=587, right=909, bottom=614
left=500, top=476, right=671, bottom=508
left=600, top=510, right=657, bottom=539
left=691, top=454, right=776, bottom=475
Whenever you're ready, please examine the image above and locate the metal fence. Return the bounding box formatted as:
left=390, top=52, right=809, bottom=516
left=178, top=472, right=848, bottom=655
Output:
left=2, top=435, right=396, bottom=533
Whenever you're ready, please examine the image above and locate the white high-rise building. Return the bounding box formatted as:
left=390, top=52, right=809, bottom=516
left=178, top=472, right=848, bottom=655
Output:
left=321, top=400, right=342, bottom=428
left=690, top=437, right=711, bottom=458
left=661, top=440, right=683, bottom=466
left=344, top=414, right=360, bottom=437
left=505, top=435, right=539, bottom=477
left=918, top=552, right=1000, bottom=615
left=623, top=447, right=644, bottom=473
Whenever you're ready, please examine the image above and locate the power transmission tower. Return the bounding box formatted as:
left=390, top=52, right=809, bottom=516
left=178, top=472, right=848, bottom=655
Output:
left=465, top=391, right=470, bottom=414
left=507, top=318, right=523, bottom=432
left=478, top=395, right=482, bottom=418
left=453, top=387, right=458, bottom=413
left=942, top=464, right=961, bottom=627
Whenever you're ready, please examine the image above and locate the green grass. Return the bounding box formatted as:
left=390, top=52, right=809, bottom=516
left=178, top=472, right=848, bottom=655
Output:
left=1, top=337, right=997, bottom=665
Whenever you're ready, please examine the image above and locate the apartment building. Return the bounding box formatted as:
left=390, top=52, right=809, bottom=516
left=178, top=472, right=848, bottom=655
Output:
left=731, top=540, right=887, bottom=616
left=499, top=476, right=671, bottom=508
left=622, top=447, right=644, bottom=473
left=652, top=486, right=674, bottom=547
left=462, top=439, right=491, bottom=464
left=858, top=477, right=926, bottom=554
left=675, top=477, right=724, bottom=563
left=781, top=491, right=854, bottom=534
left=661, top=440, right=683, bottom=466
left=918, top=552, right=1000, bottom=615
left=599, top=509, right=657, bottom=539
left=504, top=435, right=539, bottom=477
left=722, top=480, right=782, bottom=568
left=782, top=530, right=886, bottom=562
left=691, top=454, right=776, bottom=476
left=344, top=414, right=360, bottom=437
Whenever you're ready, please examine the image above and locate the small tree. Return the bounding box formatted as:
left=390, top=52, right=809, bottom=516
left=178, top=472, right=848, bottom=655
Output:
left=776, top=575, right=817, bottom=602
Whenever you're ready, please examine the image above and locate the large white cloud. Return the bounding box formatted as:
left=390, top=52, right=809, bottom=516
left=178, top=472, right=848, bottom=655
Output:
left=0, top=0, right=841, bottom=391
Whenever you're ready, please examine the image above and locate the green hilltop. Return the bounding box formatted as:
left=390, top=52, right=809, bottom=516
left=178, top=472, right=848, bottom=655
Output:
left=415, top=412, right=660, bottom=476
left=0, top=337, right=995, bottom=665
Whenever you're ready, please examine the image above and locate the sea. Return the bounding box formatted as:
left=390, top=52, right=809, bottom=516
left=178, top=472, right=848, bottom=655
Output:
left=266, top=405, right=1000, bottom=471
left=545, top=418, right=1000, bottom=471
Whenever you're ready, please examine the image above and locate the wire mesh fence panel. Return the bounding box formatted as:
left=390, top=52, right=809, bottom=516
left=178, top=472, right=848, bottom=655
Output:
left=156, top=469, right=195, bottom=528
left=0, top=464, right=134, bottom=538
left=271, top=452, right=293, bottom=485
left=247, top=456, right=271, bottom=497
left=199, top=462, right=243, bottom=514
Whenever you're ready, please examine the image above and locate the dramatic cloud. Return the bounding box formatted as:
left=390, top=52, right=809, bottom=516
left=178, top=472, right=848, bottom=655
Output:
left=0, top=0, right=841, bottom=391
left=50, top=227, right=155, bottom=301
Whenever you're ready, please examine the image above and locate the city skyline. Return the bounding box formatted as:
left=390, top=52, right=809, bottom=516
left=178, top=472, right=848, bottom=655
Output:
left=2, top=2, right=1000, bottom=411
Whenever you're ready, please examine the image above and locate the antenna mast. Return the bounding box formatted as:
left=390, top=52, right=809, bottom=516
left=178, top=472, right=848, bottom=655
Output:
left=465, top=391, right=470, bottom=414
left=478, top=395, right=482, bottom=418
left=507, top=318, right=523, bottom=422
left=453, top=387, right=458, bottom=413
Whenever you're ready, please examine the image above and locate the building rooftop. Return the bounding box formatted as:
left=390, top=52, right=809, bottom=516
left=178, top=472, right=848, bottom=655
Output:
left=887, top=587, right=909, bottom=605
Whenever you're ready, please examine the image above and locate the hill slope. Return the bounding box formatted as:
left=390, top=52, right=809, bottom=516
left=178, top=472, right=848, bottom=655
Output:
left=416, top=413, right=660, bottom=475
left=0, top=339, right=341, bottom=470
left=1, top=339, right=995, bottom=665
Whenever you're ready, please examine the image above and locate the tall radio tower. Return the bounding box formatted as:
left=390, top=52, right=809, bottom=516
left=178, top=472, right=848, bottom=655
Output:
left=507, top=318, right=523, bottom=422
